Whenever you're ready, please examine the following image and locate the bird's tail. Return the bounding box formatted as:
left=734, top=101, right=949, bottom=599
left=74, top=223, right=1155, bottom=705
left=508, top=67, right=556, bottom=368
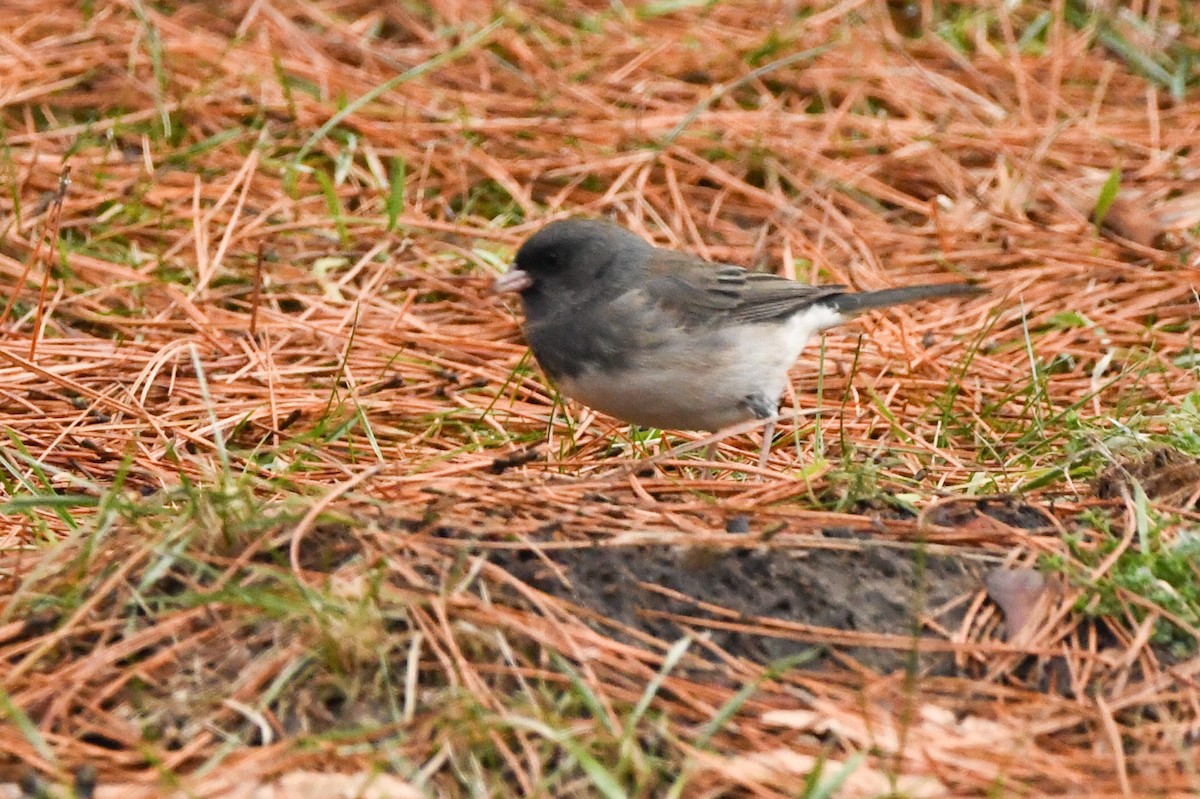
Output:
left=828, top=282, right=984, bottom=315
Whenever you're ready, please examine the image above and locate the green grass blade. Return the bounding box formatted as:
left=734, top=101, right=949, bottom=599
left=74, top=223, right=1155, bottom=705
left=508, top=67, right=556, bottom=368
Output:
left=1092, top=167, right=1122, bottom=229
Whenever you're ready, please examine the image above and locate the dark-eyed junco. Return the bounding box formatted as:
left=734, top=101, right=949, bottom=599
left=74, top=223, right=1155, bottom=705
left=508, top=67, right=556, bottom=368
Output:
left=494, top=219, right=982, bottom=466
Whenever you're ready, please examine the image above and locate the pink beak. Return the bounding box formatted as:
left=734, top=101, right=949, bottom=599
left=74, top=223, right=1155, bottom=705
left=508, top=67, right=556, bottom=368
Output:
left=493, top=268, right=533, bottom=294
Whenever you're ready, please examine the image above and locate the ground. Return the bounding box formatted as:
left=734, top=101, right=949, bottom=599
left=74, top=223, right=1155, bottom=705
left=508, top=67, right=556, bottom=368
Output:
left=1, top=1, right=1199, bottom=797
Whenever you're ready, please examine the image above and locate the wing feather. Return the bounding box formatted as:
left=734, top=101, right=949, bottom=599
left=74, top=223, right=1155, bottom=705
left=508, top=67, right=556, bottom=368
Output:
left=641, top=252, right=846, bottom=327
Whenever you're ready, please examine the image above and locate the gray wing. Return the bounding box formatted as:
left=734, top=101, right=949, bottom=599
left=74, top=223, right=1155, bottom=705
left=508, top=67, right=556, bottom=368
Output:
left=641, top=251, right=847, bottom=327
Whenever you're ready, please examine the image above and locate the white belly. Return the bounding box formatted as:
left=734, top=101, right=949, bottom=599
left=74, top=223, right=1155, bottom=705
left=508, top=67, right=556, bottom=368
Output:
left=556, top=305, right=844, bottom=431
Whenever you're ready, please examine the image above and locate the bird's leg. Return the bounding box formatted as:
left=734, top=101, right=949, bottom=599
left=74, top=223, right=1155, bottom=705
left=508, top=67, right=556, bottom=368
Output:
left=700, top=441, right=720, bottom=480
left=757, top=416, right=777, bottom=472
left=741, top=393, right=781, bottom=474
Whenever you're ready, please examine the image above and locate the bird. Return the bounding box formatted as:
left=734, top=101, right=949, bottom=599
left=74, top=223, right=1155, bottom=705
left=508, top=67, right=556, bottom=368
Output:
left=494, top=218, right=982, bottom=468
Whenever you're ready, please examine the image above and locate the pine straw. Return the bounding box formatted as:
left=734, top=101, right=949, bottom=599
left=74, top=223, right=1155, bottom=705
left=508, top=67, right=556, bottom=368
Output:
left=1, top=0, right=1199, bottom=795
